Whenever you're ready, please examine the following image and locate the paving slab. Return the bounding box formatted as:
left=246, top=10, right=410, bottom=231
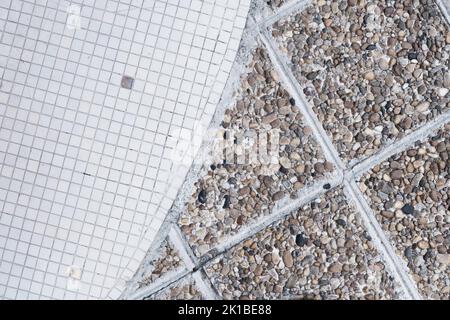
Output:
left=178, top=47, right=334, bottom=257
left=204, top=188, right=400, bottom=299
left=271, top=0, right=450, bottom=164
left=359, top=123, right=450, bottom=299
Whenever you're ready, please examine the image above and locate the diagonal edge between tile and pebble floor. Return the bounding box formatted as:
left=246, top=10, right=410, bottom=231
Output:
left=120, top=16, right=263, bottom=299
left=129, top=2, right=446, bottom=300
left=105, top=0, right=253, bottom=299
left=0, top=0, right=255, bottom=300
left=128, top=0, right=450, bottom=300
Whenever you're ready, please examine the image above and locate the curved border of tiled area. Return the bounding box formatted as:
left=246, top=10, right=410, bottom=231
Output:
left=108, top=0, right=251, bottom=300
left=129, top=0, right=450, bottom=300
left=0, top=0, right=250, bottom=299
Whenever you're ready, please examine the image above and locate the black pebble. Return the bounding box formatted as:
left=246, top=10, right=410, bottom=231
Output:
left=289, top=97, right=296, bottom=106
left=295, top=233, right=307, bottom=247
left=401, top=204, right=414, bottom=215
left=210, top=164, right=216, bottom=171
left=223, top=195, right=231, bottom=209
left=323, top=183, right=331, bottom=190
left=366, top=44, right=377, bottom=50
left=336, top=219, right=346, bottom=227
left=408, top=52, right=418, bottom=60
left=404, top=246, right=414, bottom=261
left=198, top=190, right=207, bottom=204
left=279, top=166, right=288, bottom=174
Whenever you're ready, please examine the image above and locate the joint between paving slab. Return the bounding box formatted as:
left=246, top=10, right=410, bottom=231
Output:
left=192, top=270, right=220, bottom=300
left=162, top=178, right=343, bottom=291
left=258, top=26, right=346, bottom=173
left=349, top=110, right=450, bottom=180
left=170, top=226, right=222, bottom=300
left=256, top=5, right=424, bottom=299
left=212, top=174, right=343, bottom=256
left=343, top=179, right=423, bottom=300
left=127, top=267, right=191, bottom=300
left=129, top=0, right=448, bottom=299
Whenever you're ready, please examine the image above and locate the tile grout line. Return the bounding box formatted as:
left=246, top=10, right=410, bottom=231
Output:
left=129, top=0, right=450, bottom=300
left=258, top=26, right=346, bottom=172
left=127, top=268, right=191, bottom=300
left=123, top=225, right=197, bottom=300
left=128, top=176, right=342, bottom=299
left=256, top=7, right=423, bottom=299
left=213, top=175, right=342, bottom=255
left=122, top=14, right=262, bottom=298
left=436, top=0, right=450, bottom=28
left=349, top=111, right=450, bottom=179
left=343, top=179, right=422, bottom=300
left=169, top=226, right=221, bottom=300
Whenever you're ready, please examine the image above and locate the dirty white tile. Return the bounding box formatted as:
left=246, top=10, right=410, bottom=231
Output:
left=0, top=0, right=250, bottom=299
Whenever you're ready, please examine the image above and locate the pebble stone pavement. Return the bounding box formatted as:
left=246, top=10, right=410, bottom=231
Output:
left=125, top=0, right=450, bottom=300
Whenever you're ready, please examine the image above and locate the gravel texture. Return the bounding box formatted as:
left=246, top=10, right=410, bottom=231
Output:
left=272, top=0, right=450, bottom=164
left=359, top=124, right=450, bottom=299
left=179, top=47, right=334, bottom=257
left=145, top=275, right=203, bottom=300
left=138, top=239, right=184, bottom=288
left=267, top=0, right=291, bottom=10
left=204, top=188, right=399, bottom=299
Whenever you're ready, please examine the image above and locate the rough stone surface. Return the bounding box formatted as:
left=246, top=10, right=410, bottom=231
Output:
left=267, top=0, right=291, bottom=11
left=272, top=0, right=450, bottom=163
left=179, top=47, right=333, bottom=257
left=138, top=239, right=184, bottom=288
left=359, top=124, right=450, bottom=299
left=145, top=276, right=203, bottom=300
left=204, top=188, right=399, bottom=299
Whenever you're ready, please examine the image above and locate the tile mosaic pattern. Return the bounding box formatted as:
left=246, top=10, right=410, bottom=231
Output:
left=0, top=0, right=250, bottom=299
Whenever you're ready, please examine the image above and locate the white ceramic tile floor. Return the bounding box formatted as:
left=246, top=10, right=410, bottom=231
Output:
left=0, top=0, right=250, bottom=299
